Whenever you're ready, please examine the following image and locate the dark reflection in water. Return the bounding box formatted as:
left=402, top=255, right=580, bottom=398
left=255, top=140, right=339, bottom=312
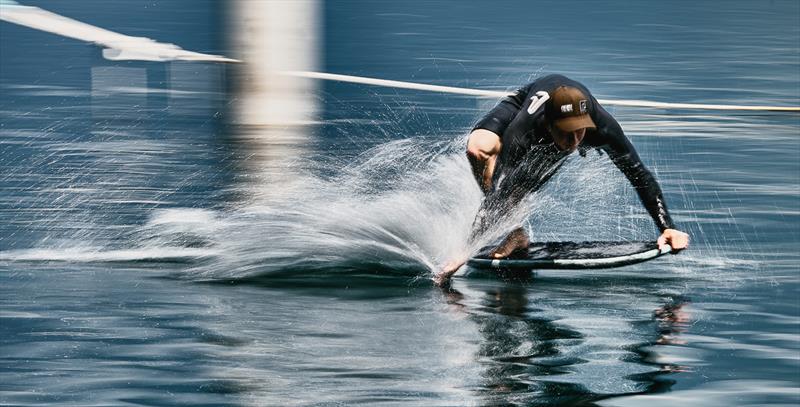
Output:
left=443, top=279, right=691, bottom=406
left=653, top=298, right=691, bottom=348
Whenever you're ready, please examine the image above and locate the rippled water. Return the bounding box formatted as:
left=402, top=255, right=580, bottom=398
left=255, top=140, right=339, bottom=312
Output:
left=1, top=1, right=799, bottom=406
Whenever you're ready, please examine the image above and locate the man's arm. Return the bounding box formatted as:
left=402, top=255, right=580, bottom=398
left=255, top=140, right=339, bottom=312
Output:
left=594, top=103, right=688, bottom=249
left=466, top=129, right=500, bottom=193
left=466, top=84, right=531, bottom=192
left=606, top=134, right=675, bottom=232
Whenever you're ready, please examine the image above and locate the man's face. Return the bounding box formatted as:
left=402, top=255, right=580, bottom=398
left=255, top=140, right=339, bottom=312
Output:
left=551, top=126, right=587, bottom=152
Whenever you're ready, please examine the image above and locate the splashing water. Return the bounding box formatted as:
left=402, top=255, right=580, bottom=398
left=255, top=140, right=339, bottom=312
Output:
left=0, top=133, right=692, bottom=282
left=166, top=137, right=485, bottom=281
left=133, top=136, right=671, bottom=281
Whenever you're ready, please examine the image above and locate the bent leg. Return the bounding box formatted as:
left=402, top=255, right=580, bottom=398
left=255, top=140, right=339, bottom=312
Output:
left=469, top=146, right=570, bottom=251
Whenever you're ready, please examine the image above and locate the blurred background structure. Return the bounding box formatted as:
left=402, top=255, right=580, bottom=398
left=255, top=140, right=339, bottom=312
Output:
left=228, top=0, right=320, bottom=126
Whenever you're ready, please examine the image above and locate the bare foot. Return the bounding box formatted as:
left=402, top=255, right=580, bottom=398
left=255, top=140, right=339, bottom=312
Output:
left=433, top=259, right=465, bottom=287
left=490, top=228, right=530, bottom=259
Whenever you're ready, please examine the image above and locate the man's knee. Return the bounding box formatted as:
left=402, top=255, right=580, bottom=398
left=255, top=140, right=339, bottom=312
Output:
left=467, top=129, right=501, bottom=161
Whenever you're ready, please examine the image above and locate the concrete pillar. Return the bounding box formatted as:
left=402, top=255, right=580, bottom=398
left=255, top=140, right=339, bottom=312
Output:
left=229, top=0, right=321, bottom=126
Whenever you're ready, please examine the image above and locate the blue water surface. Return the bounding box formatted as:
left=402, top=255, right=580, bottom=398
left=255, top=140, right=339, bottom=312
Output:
left=1, top=1, right=798, bottom=406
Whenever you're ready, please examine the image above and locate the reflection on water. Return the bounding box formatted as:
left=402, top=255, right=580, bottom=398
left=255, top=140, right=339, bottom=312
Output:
left=440, top=278, right=694, bottom=406
left=654, top=299, right=691, bottom=347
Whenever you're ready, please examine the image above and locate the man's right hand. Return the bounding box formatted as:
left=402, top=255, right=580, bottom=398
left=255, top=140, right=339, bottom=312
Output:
left=658, top=229, right=689, bottom=252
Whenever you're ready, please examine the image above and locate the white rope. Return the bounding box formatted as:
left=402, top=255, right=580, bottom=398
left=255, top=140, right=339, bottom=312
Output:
left=0, top=2, right=239, bottom=63
left=284, top=71, right=800, bottom=112
left=285, top=71, right=509, bottom=98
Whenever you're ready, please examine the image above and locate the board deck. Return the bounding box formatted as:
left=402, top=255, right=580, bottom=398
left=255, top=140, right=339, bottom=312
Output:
left=466, top=241, right=674, bottom=270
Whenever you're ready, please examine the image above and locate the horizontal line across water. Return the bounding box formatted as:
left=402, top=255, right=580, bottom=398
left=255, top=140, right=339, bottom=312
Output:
left=284, top=71, right=800, bottom=113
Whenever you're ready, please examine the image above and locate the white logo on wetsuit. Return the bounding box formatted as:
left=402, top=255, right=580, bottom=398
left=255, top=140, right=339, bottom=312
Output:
left=527, top=91, right=550, bottom=114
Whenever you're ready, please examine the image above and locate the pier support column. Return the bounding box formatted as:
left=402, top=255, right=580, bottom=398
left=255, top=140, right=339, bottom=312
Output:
left=229, top=0, right=321, bottom=127
left=227, top=0, right=322, bottom=198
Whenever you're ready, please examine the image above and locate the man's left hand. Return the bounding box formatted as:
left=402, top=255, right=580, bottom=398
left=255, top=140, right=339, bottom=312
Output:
left=657, top=229, right=689, bottom=252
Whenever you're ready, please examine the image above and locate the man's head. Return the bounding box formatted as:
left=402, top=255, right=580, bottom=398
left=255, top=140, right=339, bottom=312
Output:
left=546, top=86, right=596, bottom=152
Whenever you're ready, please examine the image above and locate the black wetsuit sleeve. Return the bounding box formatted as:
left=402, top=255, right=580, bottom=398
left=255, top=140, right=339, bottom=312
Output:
left=594, top=102, right=676, bottom=232
left=472, top=84, right=530, bottom=136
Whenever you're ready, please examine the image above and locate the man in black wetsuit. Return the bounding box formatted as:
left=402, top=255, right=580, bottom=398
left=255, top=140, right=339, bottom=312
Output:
left=434, top=74, right=689, bottom=286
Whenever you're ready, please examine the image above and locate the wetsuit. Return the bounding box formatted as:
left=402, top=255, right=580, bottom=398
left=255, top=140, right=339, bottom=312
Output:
left=472, top=74, right=675, bottom=235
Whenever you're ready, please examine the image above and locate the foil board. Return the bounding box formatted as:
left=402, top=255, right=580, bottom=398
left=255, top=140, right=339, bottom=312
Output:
left=466, top=241, right=674, bottom=270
